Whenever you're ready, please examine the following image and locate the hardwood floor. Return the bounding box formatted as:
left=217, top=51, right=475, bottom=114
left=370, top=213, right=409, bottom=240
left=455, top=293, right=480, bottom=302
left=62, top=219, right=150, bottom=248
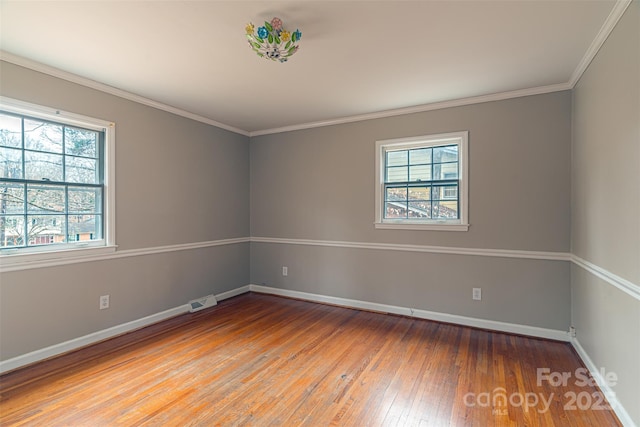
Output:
left=0, top=292, right=622, bottom=426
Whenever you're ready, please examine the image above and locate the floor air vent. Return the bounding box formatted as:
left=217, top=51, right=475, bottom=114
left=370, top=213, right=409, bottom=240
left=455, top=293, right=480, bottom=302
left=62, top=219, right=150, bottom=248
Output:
left=188, top=294, right=218, bottom=312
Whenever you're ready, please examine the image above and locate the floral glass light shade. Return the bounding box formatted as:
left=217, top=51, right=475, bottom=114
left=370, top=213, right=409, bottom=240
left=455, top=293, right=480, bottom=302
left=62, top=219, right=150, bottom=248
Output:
left=245, top=17, right=302, bottom=63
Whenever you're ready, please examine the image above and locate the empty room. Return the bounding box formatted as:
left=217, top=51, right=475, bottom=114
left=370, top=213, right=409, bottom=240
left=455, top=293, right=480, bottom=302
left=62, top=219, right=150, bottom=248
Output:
left=0, top=1, right=638, bottom=426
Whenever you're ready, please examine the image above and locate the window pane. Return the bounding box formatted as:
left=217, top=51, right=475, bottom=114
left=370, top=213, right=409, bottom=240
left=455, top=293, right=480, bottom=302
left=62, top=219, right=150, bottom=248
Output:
left=25, top=151, right=63, bottom=181
left=433, top=145, right=458, bottom=163
left=0, top=114, right=22, bottom=148
left=27, top=215, right=65, bottom=245
left=1, top=182, right=25, bottom=214
left=438, top=162, right=458, bottom=180
left=409, top=164, right=431, bottom=182
left=432, top=185, right=457, bottom=201
left=0, top=105, right=109, bottom=253
left=24, top=119, right=63, bottom=153
left=27, top=185, right=65, bottom=213
left=68, top=214, right=101, bottom=241
left=408, top=186, right=430, bottom=201
left=385, top=202, right=407, bottom=219
left=409, top=201, right=431, bottom=218
left=0, top=215, right=25, bottom=247
left=379, top=134, right=466, bottom=226
left=385, top=186, right=407, bottom=201
left=65, top=127, right=98, bottom=158
left=432, top=201, right=458, bottom=219
left=386, top=150, right=407, bottom=167
left=409, top=148, right=431, bottom=165
left=443, top=186, right=458, bottom=200
left=66, top=156, right=98, bottom=184
left=68, top=187, right=101, bottom=213
left=386, top=166, right=407, bottom=183
left=0, top=147, right=23, bottom=179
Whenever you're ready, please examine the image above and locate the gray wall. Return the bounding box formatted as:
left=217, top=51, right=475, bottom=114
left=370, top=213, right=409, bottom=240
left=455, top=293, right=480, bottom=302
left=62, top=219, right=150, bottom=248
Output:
left=0, top=62, right=250, bottom=360
left=250, top=91, right=572, bottom=331
left=571, top=1, right=640, bottom=424
left=251, top=92, right=571, bottom=251
left=3, top=10, right=637, bottom=424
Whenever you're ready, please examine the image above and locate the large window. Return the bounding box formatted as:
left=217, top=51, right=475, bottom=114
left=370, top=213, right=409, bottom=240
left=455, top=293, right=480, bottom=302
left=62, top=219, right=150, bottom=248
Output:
left=375, top=131, right=468, bottom=231
left=0, top=97, right=115, bottom=262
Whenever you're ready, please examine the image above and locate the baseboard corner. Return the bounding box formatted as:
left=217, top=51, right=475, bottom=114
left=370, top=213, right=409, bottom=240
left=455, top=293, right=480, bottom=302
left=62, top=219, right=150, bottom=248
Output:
left=570, top=337, right=637, bottom=427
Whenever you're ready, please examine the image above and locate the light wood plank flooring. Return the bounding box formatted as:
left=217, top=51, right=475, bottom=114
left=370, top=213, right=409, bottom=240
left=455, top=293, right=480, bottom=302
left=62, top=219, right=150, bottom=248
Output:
left=0, top=292, right=622, bottom=426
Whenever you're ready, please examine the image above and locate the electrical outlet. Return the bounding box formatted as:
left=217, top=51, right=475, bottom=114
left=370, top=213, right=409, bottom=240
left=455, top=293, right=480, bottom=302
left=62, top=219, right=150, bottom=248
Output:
left=100, top=295, right=110, bottom=310
left=282, top=266, right=288, bottom=276
left=472, top=288, right=482, bottom=301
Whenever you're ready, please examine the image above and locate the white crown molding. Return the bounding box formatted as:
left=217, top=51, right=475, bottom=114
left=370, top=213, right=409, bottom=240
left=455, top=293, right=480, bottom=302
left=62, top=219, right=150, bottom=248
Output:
left=2, top=48, right=572, bottom=138
left=249, top=0, right=630, bottom=136
left=571, top=337, right=636, bottom=427
left=0, top=237, right=250, bottom=273
left=571, top=255, right=640, bottom=302
left=568, top=0, right=633, bottom=88
left=1, top=0, right=629, bottom=139
left=0, top=51, right=250, bottom=137
left=250, top=236, right=571, bottom=261
left=249, top=83, right=572, bottom=137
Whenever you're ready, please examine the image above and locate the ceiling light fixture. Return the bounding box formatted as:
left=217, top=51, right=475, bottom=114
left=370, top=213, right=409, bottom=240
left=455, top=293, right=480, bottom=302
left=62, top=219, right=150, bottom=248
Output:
left=245, top=17, right=302, bottom=63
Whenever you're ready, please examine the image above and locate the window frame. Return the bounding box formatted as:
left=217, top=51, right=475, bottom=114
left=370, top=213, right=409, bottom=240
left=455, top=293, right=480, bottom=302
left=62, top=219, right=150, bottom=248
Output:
left=374, top=131, right=469, bottom=231
left=0, top=97, right=116, bottom=265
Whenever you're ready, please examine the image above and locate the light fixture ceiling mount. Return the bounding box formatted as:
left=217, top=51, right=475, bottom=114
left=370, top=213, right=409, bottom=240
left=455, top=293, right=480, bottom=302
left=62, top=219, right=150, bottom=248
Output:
left=245, top=17, right=302, bottom=63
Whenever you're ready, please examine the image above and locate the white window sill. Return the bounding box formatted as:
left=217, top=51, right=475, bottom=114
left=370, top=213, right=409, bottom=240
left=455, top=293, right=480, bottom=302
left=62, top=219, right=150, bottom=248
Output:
left=0, top=244, right=118, bottom=272
left=374, top=222, right=469, bottom=231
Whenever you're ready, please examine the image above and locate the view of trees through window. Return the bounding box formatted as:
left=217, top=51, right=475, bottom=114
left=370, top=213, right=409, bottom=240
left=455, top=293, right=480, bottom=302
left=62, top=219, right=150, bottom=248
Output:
left=0, top=111, right=103, bottom=249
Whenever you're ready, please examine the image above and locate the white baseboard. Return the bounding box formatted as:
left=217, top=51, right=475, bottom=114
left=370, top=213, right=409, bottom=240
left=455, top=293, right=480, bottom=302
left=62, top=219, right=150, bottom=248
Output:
left=0, top=286, right=248, bottom=374
left=248, top=284, right=570, bottom=342
left=250, top=285, right=635, bottom=423
left=216, top=285, right=250, bottom=301
left=0, top=283, right=570, bottom=374
left=0, top=304, right=188, bottom=374
left=570, top=337, right=636, bottom=427
left=3, top=282, right=631, bottom=425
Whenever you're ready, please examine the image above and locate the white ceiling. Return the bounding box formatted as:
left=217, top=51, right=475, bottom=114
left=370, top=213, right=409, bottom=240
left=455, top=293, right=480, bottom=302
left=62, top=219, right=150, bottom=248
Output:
left=0, top=1, right=625, bottom=135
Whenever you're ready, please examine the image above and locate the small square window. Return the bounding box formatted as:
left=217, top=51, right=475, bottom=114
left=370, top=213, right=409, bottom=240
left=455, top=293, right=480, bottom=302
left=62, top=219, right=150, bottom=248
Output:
left=375, top=131, right=469, bottom=231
